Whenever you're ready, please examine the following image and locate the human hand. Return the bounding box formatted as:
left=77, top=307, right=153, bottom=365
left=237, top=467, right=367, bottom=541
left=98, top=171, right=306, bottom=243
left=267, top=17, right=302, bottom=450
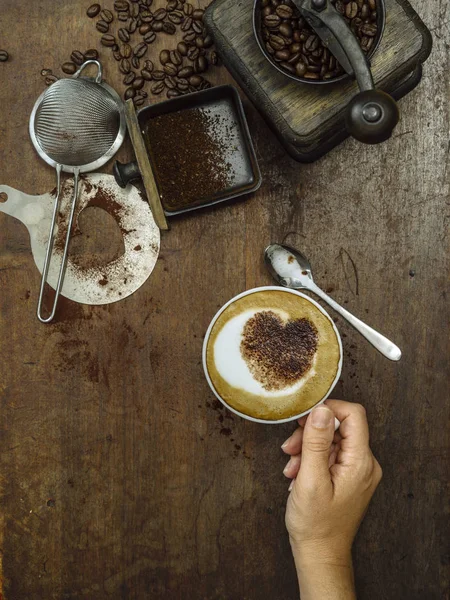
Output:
left=282, top=400, right=382, bottom=598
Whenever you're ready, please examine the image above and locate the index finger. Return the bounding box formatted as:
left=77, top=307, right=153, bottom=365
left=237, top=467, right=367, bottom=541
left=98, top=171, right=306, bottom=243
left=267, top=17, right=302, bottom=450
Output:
left=324, top=400, right=370, bottom=452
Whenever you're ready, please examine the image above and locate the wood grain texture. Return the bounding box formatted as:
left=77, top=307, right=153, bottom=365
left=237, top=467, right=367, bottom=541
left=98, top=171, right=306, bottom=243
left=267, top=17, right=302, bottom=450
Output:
left=0, top=0, right=448, bottom=599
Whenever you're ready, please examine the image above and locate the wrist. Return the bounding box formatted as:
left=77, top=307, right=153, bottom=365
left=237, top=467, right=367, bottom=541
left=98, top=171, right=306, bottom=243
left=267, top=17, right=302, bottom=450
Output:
left=289, top=536, right=353, bottom=570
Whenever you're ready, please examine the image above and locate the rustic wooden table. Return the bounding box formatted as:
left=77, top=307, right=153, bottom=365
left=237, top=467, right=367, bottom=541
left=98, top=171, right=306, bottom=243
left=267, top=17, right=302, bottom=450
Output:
left=0, top=1, right=448, bottom=599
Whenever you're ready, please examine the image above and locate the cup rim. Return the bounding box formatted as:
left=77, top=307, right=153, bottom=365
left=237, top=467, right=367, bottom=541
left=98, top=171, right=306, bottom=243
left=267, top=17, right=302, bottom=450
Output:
left=202, top=286, right=343, bottom=425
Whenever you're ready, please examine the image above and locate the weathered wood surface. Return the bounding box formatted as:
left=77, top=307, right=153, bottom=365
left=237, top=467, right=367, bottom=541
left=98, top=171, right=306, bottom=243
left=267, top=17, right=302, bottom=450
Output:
left=0, top=0, right=448, bottom=599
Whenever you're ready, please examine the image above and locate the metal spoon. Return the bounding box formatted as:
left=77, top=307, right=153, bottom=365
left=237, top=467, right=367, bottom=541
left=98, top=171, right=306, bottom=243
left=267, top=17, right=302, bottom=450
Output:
left=264, top=244, right=402, bottom=362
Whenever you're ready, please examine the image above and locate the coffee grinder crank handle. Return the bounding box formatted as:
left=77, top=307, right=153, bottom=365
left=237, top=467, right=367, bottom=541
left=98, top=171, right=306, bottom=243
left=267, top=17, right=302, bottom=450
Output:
left=293, top=0, right=399, bottom=144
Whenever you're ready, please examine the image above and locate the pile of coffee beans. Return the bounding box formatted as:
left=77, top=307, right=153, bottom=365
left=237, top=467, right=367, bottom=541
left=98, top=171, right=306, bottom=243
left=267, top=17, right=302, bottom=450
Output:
left=0, top=50, right=9, bottom=62
left=85, top=0, right=220, bottom=105
left=259, top=0, right=379, bottom=81
left=41, top=49, right=100, bottom=86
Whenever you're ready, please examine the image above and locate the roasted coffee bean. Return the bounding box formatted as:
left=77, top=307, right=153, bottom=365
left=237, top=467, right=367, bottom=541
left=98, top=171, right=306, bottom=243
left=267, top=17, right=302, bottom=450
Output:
left=138, top=90, right=148, bottom=98
left=141, top=68, right=153, bottom=80
left=118, top=13, right=128, bottom=21
left=176, top=77, right=189, bottom=91
left=131, top=55, right=140, bottom=68
left=264, top=14, right=281, bottom=28
left=120, top=58, right=131, bottom=73
left=305, top=35, right=319, bottom=51
left=165, top=75, right=177, bottom=89
left=163, top=63, right=178, bottom=76
left=140, top=10, right=154, bottom=22
left=123, top=71, right=136, bottom=84
left=361, top=3, right=370, bottom=19
left=167, top=0, right=177, bottom=10
left=101, top=34, right=116, bottom=47
left=192, top=21, right=203, bottom=34
left=178, top=65, right=194, bottom=78
left=170, top=50, right=182, bottom=65
left=274, top=49, right=290, bottom=62
left=62, top=61, right=77, bottom=74
left=162, top=22, right=176, bottom=34
left=41, top=68, right=52, bottom=76
left=275, top=4, right=293, bottom=19
left=368, top=0, right=376, bottom=9
left=183, top=30, right=196, bottom=42
left=96, top=20, right=109, bottom=33
left=124, top=87, right=136, bottom=100
left=181, top=17, right=193, bottom=31
left=280, top=61, right=295, bottom=74
left=151, top=81, right=165, bottom=94
left=143, top=59, right=154, bottom=71
left=209, top=50, right=219, bottom=65
left=269, top=34, right=285, bottom=50
left=195, top=37, right=204, bottom=49
left=168, top=10, right=184, bottom=24
left=114, top=0, right=130, bottom=11
left=189, top=74, right=202, bottom=87
left=118, top=27, right=130, bottom=42
left=345, top=1, right=358, bottom=18
left=192, top=8, right=204, bottom=19
left=177, top=41, right=188, bottom=56
left=134, top=42, right=148, bottom=57
left=134, top=95, right=145, bottom=106
left=265, top=42, right=275, bottom=55
left=130, top=2, right=139, bottom=17
left=167, top=89, right=181, bottom=98
left=151, top=21, right=164, bottom=32
left=153, top=7, right=167, bottom=20
left=187, top=46, right=200, bottom=60
left=152, top=69, right=166, bottom=80
left=84, top=48, right=99, bottom=60
left=361, top=22, right=377, bottom=36
left=140, top=23, right=152, bottom=34
left=45, top=75, right=59, bottom=85
left=160, top=49, right=170, bottom=64
left=70, top=50, right=85, bottom=65
left=304, top=71, right=320, bottom=80
left=128, top=17, right=138, bottom=32
left=119, top=43, right=131, bottom=58
left=279, top=23, right=293, bottom=38
left=295, top=60, right=307, bottom=77
left=144, top=31, right=156, bottom=43
left=195, top=55, right=208, bottom=73
left=100, top=9, right=114, bottom=23
left=132, top=76, right=144, bottom=89
left=87, top=3, right=101, bottom=18
left=113, top=50, right=122, bottom=61
left=183, top=2, right=193, bottom=15
left=360, top=36, right=374, bottom=51
left=202, top=34, right=213, bottom=49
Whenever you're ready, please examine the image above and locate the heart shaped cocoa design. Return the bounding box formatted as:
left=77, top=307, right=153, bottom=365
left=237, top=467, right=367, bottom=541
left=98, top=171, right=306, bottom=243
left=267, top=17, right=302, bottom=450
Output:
left=240, top=310, right=318, bottom=391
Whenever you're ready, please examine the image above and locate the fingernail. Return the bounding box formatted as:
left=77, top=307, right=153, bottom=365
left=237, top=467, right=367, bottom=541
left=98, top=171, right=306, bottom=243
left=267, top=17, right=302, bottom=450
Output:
left=311, top=406, right=333, bottom=429
left=281, top=436, right=291, bottom=449
left=288, top=478, right=295, bottom=492
left=283, top=458, right=292, bottom=475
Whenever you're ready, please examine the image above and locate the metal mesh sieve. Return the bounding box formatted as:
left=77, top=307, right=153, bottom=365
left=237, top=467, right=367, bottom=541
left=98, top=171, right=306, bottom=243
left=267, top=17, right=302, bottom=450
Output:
left=29, top=60, right=125, bottom=323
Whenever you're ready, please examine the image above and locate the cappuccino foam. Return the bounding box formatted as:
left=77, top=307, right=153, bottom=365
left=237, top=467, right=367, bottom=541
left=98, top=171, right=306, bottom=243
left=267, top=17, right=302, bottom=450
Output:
left=205, top=290, right=341, bottom=421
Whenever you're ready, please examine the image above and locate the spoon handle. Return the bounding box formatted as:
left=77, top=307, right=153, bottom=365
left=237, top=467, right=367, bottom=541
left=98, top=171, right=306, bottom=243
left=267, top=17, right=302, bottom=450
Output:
left=308, top=282, right=402, bottom=362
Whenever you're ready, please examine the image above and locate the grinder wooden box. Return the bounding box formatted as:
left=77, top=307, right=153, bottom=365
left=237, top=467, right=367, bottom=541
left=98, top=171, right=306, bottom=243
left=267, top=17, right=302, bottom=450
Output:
left=204, top=0, right=432, bottom=162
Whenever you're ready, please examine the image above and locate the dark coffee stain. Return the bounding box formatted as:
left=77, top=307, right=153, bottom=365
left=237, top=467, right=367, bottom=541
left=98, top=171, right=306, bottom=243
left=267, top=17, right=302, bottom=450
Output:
left=325, top=286, right=334, bottom=294
left=24, top=290, right=31, bottom=300
left=409, top=269, right=416, bottom=278
left=288, top=255, right=294, bottom=264
left=0, top=192, right=8, bottom=203
left=46, top=499, right=55, bottom=508
left=134, top=245, right=142, bottom=251
left=99, top=278, right=108, bottom=286
left=220, top=427, right=232, bottom=436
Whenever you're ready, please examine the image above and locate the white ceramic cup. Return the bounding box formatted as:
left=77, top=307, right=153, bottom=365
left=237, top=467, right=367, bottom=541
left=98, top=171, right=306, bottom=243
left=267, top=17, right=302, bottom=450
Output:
left=202, top=286, right=343, bottom=425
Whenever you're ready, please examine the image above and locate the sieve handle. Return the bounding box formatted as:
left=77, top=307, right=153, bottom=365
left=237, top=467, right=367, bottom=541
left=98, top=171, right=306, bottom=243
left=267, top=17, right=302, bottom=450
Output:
left=37, top=168, right=81, bottom=323
left=72, top=60, right=103, bottom=84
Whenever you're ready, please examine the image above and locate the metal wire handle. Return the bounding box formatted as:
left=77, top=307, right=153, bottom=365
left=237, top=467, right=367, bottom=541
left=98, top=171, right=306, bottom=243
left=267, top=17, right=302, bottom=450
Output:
left=37, top=167, right=80, bottom=323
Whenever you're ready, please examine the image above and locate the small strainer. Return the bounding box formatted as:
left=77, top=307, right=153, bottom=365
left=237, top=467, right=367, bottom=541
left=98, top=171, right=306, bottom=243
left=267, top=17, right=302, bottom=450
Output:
left=29, top=60, right=125, bottom=323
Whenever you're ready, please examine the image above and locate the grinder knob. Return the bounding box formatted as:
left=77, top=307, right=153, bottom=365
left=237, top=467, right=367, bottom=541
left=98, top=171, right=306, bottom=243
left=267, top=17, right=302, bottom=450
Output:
left=345, top=89, right=399, bottom=145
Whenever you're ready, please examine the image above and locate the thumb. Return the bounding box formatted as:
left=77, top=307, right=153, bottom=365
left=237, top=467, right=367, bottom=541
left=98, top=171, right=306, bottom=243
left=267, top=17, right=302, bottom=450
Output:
left=299, top=405, right=335, bottom=488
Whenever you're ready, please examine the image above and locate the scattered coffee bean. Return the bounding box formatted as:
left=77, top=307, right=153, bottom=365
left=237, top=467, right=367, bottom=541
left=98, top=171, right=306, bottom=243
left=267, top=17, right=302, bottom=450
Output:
left=192, top=21, right=203, bottom=35
left=84, top=48, right=99, bottom=60
left=168, top=10, right=183, bottom=24
left=153, top=8, right=167, bottom=20
left=62, top=61, right=77, bottom=74
left=134, top=95, right=145, bottom=106
left=114, top=0, right=130, bottom=11
left=183, top=2, right=193, bottom=15
left=209, top=51, right=218, bottom=65
left=124, top=86, right=136, bottom=99
left=140, top=23, right=152, bottom=34
left=118, top=12, right=128, bottom=21
left=0, top=50, right=9, bottom=62
left=87, top=3, right=101, bottom=18
left=119, top=43, right=131, bottom=58
left=167, top=89, right=181, bottom=98
left=143, top=59, right=154, bottom=71
left=144, top=31, right=156, bottom=43
left=96, top=20, right=109, bottom=33
left=140, top=10, right=154, bottom=23
left=120, top=58, right=131, bottom=73
left=152, top=20, right=164, bottom=32
left=41, top=68, right=52, bottom=76
left=165, top=75, right=177, bottom=89
left=118, top=27, right=130, bottom=42
left=70, top=50, right=85, bottom=65
left=192, top=8, right=204, bottom=19
left=160, top=49, right=170, bottom=64
left=113, top=50, right=122, bottom=61
left=181, top=17, right=193, bottom=31
left=177, top=41, right=188, bottom=56
left=178, top=65, right=194, bottom=78
left=152, top=69, right=166, bottom=80
left=130, top=2, right=139, bottom=17
left=167, top=0, right=178, bottom=10
left=194, top=55, right=208, bottom=73
left=176, top=77, right=189, bottom=91
left=131, top=55, right=140, bottom=68
left=132, top=76, right=144, bottom=89
left=100, top=9, right=114, bottom=23
left=134, top=41, right=148, bottom=57
left=163, top=63, right=178, bottom=76
left=187, top=46, right=200, bottom=60
left=183, top=31, right=196, bottom=42
left=189, top=74, right=202, bottom=87
left=162, top=22, right=176, bottom=34
left=151, top=81, right=165, bottom=94
left=170, top=50, right=182, bottom=65
left=101, top=34, right=116, bottom=47
left=123, top=71, right=136, bottom=84
left=141, top=68, right=153, bottom=80
left=45, top=75, right=59, bottom=85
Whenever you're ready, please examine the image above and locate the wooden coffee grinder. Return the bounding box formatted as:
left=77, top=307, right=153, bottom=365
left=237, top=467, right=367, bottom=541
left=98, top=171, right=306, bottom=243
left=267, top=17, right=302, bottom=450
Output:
left=204, top=0, right=432, bottom=162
